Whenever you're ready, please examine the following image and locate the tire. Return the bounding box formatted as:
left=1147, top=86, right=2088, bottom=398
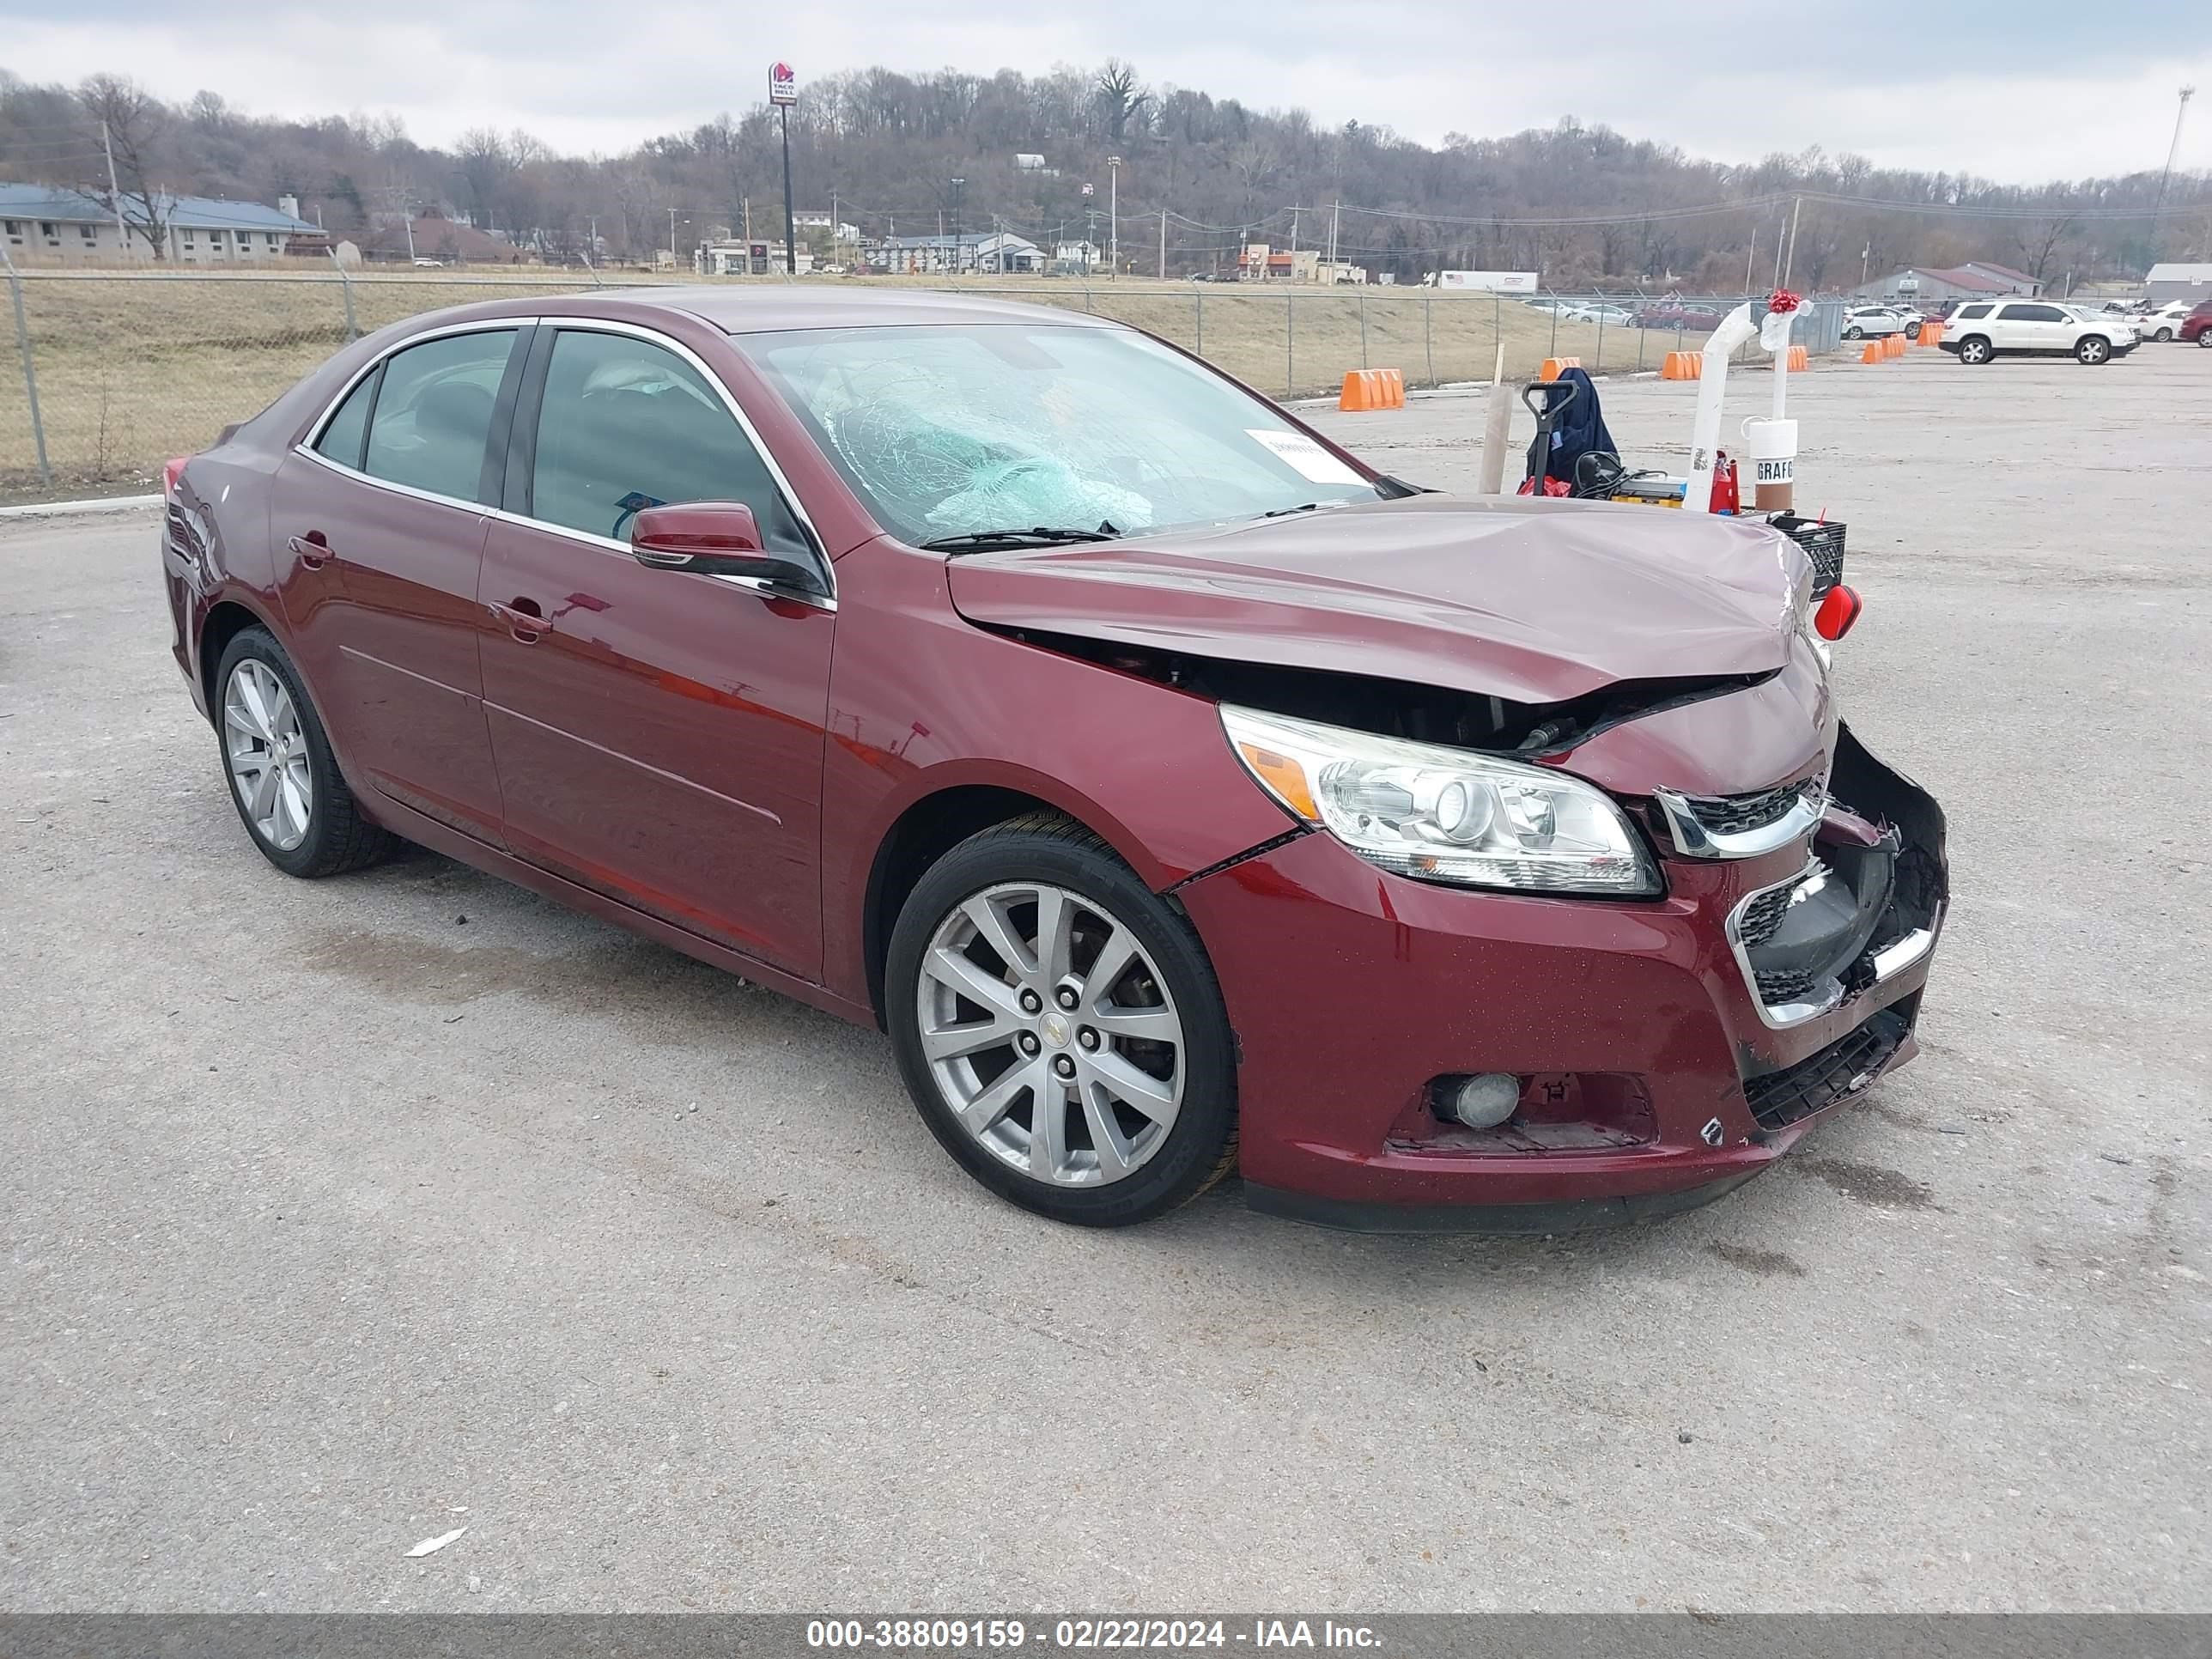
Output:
left=885, top=813, right=1237, bottom=1227
left=2197, top=331, right=2212, bottom=349
left=1956, top=336, right=1993, bottom=365
left=1842, top=325, right=1863, bottom=340
left=2152, top=328, right=2173, bottom=343
left=2075, top=335, right=2111, bottom=365
left=1905, top=319, right=1922, bottom=340
left=213, top=626, right=396, bottom=878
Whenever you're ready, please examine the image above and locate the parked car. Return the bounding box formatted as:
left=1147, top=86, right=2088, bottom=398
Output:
left=1635, top=301, right=1728, bottom=332
left=410, top=258, right=446, bottom=269
left=2179, top=301, right=2212, bottom=345
left=2133, top=301, right=2196, bottom=342
left=1563, top=302, right=1637, bottom=326
left=1937, top=299, right=2136, bottom=364
left=160, top=289, right=1947, bottom=1232
left=1841, top=305, right=1910, bottom=340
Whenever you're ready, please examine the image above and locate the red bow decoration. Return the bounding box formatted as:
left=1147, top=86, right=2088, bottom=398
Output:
left=1768, top=288, right=1802, bottom=314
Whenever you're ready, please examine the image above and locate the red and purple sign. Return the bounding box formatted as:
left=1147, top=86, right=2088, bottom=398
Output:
left=769, top=62, right=797, bottom=106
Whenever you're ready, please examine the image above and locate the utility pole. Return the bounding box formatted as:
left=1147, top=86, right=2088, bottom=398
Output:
left=1289, top=205, right=1298, bottom=255
left=1861, top=241, right=1871, bottom=287
left=1108, top=155, right=1121, bottom=277
left=1328, top=199, right=1341, bottom=276
left=669, top=206, right=678, bottom=266
left=100, top=122, right=131, bottom=260
left=1745, top=226, right=1757, bottom=295
left=1782, top=195, right=1802, bottom=290
left=1158, top=208, right=1167, bottom=279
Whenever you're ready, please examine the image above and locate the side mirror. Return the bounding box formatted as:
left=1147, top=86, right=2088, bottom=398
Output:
left=629, top=501, right=825, bottom=597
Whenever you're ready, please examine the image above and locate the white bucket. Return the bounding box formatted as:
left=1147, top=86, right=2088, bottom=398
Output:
left=1741, top=416, right=1797, bottom=507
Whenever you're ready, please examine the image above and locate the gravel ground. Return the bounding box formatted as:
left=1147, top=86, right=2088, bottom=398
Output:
left=2, top=344, right=2206, bottom=1613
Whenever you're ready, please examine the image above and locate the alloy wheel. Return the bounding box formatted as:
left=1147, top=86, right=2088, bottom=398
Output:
left=223, top=659, right=313, bottom=852
left=915, top=881, right=1184, bottom=1188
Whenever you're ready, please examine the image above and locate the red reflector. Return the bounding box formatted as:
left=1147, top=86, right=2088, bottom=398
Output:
left=1814, top=584, right=1863, bottom=641
left=162, top=456, right=190, bottom=498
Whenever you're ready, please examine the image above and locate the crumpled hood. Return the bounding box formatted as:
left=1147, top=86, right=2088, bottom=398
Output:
left=945, top=495, right=1806, bottom=705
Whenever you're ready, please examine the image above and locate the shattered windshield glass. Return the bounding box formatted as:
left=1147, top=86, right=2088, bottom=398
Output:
left=734, top=323, right=1387, bottom=545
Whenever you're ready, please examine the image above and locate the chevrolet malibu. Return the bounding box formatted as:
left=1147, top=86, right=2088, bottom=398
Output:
left=161, top=289, right=1948, bottom=1231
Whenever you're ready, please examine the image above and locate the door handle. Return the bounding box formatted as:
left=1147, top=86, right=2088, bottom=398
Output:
left=288, top=532, right=331, bottom=569
left=490, top=597, right=550, bottom=642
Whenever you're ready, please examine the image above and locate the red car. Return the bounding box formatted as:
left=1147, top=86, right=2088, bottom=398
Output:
left=161, top=289, right=1948, bottom=1231
left=2180, top=301, right=2212, bottom=345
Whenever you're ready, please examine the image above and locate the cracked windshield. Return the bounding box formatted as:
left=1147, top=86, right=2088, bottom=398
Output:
left=737, top=323, right=1389, bottom=544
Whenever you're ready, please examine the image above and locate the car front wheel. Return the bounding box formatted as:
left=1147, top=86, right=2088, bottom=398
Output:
left=2076, top=336, right=2112, bottom=365
left=2197, top=331, right=2212, bottom=348
left=214, top=627, right=395, bottom=878
left=1957, top=336, right=1992, bottom=364
left=886, top=815, right=1237, bottom=1227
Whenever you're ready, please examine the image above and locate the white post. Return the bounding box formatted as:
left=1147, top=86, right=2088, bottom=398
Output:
left=1686, top=302, right=1759, bottom=514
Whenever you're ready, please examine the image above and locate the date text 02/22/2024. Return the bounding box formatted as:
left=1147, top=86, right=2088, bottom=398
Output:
left=804, top=1619, right=1384, bottom=1649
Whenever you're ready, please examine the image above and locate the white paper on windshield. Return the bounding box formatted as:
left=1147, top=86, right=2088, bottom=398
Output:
left=1247, top=428, right=1365, bottom=486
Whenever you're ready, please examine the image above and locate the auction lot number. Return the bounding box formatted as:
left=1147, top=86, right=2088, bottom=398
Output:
left=807, top=1620, right=1231, bottom=1649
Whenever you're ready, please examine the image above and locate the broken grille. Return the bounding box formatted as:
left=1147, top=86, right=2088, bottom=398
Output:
left=1741, top=1008, right=1909, bottom=1131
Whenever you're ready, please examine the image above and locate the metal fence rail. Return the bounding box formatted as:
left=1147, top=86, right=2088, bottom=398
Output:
left=0, top=270, right=1844, bottom=498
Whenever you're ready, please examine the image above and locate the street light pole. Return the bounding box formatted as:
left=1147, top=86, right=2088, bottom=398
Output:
left=1108, top=155, right=1121, bottom=277
left=779, top=103, right=798, bottom=275
left=950, top=178, right=964, bottom=276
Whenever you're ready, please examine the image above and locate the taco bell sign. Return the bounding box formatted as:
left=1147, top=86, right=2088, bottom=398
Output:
left=769, top=62, right=798, bottom=106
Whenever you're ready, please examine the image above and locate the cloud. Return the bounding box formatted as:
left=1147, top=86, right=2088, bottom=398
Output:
left=3, top=0, right=2207, bottom=181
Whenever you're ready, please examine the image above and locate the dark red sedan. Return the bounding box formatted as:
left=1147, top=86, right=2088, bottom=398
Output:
left=161, top=288, right=1947, bottom=1231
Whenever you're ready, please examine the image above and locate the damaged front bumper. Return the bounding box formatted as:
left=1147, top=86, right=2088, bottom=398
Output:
left=1176, top=720, right=1948, bottom=1233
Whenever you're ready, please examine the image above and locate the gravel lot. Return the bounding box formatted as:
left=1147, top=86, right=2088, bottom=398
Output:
left=3, top=345, right=2207, bottom=1613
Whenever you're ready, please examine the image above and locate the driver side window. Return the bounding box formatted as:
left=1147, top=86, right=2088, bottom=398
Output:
left=526, top=329, right=809, bottom=551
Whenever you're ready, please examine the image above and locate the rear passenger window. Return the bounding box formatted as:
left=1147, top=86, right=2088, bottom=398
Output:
left=526, top=329, right=809, bottom=550
left=1955, top=304, right=1991, bottom=319
left=362, top=330, right=517, bottom=503
left=313, top=370, right=377, bottom=471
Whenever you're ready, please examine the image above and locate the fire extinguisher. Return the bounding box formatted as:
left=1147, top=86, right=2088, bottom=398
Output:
left=1708, top=449, right=1740, bottom=514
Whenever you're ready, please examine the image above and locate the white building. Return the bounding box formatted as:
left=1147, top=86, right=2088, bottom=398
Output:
left=697, top=239, right=815, bottom=276
left=2144, top=263, right=2212, bottom=305
left=0, top=182, right=320, bottom=266
left=873, top=231, right=1041, bottom=274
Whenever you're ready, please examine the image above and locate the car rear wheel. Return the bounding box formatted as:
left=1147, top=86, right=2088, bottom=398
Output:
left=2152, top=327, right=2173, bottom=343
left=1957, top=336, right=1993, bottom=365
left=886, top=814, right=1237, bottom=1227
left=2075, top=336, right=2112, bottom=365
left=215, top=627, right=395, bottom=878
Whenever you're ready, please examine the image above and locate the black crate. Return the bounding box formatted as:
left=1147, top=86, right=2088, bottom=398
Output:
left=1768, top=513, right=1846, bottom=599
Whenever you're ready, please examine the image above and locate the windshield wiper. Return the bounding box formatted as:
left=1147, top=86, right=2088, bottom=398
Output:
left=921, top=525, right=1121, bottom=553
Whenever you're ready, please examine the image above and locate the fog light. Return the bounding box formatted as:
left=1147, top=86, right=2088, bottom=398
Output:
left=1449, top=1073, right=1521, bottom=1130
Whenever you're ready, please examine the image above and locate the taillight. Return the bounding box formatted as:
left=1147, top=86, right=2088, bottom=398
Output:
left=1814, top=584, right=1863, bottom=641
left=163, top=456, right=190, bottom=499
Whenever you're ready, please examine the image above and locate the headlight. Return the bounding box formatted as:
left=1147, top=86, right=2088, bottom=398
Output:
left=1220, top=706, right=1660, bottom=897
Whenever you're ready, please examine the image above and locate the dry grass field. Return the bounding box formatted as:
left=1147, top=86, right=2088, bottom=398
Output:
left=0, top=269, right=1742, bottom=497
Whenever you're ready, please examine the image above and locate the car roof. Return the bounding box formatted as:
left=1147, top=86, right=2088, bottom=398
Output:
left=635, top=283, right=1125, bottom=335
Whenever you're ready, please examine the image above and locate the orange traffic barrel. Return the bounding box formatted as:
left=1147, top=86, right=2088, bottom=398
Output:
left=1661, top=350, right=1699, bottom=380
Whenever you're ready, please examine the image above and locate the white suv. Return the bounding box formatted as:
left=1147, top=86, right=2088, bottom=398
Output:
left=1937, top=299, right=2136, bottom=366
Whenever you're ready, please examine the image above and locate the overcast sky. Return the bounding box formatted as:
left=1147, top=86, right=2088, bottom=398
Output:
left=5, top=0, right=2207, bottom=185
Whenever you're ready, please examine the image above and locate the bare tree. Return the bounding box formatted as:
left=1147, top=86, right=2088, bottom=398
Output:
left=77, top=74, right=173, bottom=258
left=1094, top=60, right=1149, bottom=146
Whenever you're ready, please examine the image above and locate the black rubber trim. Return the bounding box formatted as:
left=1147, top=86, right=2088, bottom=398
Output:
left=1243, top=1168, right=1764, bottom=1235
left=1163, top=826, right=1310, bottom=895
left=476, top=322, right=537, bottom=509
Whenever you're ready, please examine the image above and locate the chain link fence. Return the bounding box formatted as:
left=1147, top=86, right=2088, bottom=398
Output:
left=0, top=268, right=1845, bottom=501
